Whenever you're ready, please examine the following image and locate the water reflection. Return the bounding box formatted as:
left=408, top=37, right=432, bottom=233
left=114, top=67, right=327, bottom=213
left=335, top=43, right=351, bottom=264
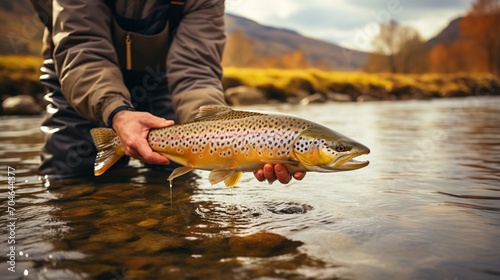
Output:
left=0, top=97, right=499, bottom=279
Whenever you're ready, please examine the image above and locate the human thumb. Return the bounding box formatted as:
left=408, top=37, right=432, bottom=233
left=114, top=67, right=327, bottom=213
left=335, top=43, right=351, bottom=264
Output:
left=140, top=113, right=175, bottom=129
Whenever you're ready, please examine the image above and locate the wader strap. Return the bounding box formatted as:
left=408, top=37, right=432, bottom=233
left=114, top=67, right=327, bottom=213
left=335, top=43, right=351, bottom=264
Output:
left=169, top=0, right=186, bottom=37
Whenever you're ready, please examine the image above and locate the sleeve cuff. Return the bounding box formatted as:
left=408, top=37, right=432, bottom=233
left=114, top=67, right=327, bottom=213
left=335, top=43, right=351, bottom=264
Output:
left=107, top=106, right=135, bottom=128
left=101, top=98, right=134, bottom=127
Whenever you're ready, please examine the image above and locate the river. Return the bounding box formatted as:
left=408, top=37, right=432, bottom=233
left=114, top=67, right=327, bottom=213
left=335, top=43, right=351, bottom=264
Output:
left=1, top=97, right=499, bottom=279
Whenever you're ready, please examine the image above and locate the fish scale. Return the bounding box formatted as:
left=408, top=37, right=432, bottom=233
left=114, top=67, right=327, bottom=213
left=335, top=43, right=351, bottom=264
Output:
left=90, top=105, right=370, bottom=187
left=148, top=113, right=313, bottom=170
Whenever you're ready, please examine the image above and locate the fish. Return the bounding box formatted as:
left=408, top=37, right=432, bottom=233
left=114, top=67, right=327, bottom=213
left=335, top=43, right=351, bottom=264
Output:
left=90, top=105, right=370, bottom=187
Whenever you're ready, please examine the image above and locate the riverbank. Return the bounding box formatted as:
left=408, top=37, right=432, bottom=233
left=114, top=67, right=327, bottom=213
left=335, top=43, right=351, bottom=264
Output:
left=1, top=55, right=499, bottom=114
left=223, top=68, right=500, bottom=104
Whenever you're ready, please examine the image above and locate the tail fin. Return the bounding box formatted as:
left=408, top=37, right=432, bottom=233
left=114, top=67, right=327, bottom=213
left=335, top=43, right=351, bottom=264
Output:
left=90, top=128, right=125, bottom=176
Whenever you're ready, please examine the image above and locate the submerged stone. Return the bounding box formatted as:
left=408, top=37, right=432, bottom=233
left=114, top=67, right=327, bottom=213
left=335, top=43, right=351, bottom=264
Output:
left=229, top=232, right=297, bottom=257
left=89, top=225, right=139, bottom=243
left=133, top=233, right=189, bottom=253
left=137, top=218, right=160, bottom=228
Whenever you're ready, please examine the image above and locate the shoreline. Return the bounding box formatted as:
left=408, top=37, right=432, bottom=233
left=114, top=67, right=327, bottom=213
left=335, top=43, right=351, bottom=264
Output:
left=1, top=55, right=499, bottom=115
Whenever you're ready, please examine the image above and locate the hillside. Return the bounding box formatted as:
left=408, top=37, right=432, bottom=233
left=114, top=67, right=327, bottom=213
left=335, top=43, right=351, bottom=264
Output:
left=427, top=17, right=462, bottom=47
left=0, top=1, right=466, bottom=71
left=225, top=14, right=368, bottom=70
left=0, top=0, right=368, bottom=70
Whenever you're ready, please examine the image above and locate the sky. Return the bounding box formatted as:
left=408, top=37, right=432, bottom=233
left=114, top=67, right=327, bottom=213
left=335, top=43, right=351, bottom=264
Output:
left=225, top=0, right=476, bottom=52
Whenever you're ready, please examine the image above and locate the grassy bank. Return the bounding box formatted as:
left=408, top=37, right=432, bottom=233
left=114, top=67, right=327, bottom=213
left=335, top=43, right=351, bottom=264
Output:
left=0, top=55, right=43, bottom=96
left=223, top=67, right=500, bottom=101
left=1, top=55, right=499, bottom=113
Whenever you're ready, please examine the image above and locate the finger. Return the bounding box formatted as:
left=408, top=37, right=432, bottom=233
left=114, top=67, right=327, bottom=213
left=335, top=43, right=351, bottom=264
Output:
left=135, top=139, right=170, bottom=165
left=141, top=115, right=175, bottom=129
left=275, top=164, right=292, bottom=184
left=263, top=164, right=277, bottom=184
left=253, top=169, right=266, bottom=182
left=293, top=172, right=306, bottom=181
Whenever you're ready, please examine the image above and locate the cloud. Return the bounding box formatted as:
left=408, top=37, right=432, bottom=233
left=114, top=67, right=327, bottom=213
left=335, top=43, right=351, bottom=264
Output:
left=226, top=0, right=475, bottom=51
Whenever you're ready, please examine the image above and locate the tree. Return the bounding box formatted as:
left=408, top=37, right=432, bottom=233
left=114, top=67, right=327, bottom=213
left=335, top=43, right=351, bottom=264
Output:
left=368, top=19, right=427, bottom=73
left=428, top=40, right=488, bottom=73
left=461, top=0, right=500, bottom=75
left=222, top=30, right=256, bottom=68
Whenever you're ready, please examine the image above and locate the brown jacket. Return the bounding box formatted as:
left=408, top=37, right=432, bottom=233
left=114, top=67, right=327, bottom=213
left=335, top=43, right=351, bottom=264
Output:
left=40, top=0, right=226, bottom=124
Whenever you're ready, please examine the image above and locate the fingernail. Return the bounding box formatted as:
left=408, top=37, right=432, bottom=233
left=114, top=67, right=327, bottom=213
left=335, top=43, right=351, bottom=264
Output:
left=275, top=165, right=284, bottom=172
left=264, top=165, right=273, bottom=172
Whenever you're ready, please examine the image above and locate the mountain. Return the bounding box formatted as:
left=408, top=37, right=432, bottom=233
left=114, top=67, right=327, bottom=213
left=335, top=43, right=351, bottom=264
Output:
left=225, top=14, right=368, bottom=70
left=0, top=1, right=462, bottom=71
left=426, top=17, right=462, bottom=47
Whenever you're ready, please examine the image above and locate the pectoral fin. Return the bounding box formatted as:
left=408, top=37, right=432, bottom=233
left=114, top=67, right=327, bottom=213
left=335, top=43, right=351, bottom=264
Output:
left=167, top=166, right=194, bottom=183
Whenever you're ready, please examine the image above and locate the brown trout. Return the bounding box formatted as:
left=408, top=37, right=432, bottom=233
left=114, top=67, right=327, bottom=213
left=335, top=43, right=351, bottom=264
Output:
left=90, top=105, right=370, bottom=186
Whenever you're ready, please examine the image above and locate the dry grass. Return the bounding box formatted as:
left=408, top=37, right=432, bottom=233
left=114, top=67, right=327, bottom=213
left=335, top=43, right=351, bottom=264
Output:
left=1, top=55, right=498, bottom=102
left=0, top=54, right=43, bottom=96
left=223, top=67, right=499, bottom=99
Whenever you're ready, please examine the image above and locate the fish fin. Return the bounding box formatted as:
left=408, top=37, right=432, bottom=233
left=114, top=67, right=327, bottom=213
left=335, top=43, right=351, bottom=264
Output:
left=209, top=169, right=235, bottom=185
left=224, top=171, right=243, bottom=187
left=167, top=166, right=194, bottom=183
left=90, top=128, right=125, bottom=176
left=261, top=159, right=300, bottom=165
left=294, top=144, right=320, bottom=169
left=195, top=105, right=233, bottom=120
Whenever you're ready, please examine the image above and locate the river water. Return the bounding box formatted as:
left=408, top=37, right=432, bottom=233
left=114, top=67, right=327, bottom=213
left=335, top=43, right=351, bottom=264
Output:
left=0, top=97, right=499, bottom=279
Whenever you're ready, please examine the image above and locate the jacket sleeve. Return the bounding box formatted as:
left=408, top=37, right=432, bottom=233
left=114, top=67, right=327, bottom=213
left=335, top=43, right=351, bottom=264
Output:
left=52, top=0, right=133, bottom=124
left=167, top=0, right=227, bottom=123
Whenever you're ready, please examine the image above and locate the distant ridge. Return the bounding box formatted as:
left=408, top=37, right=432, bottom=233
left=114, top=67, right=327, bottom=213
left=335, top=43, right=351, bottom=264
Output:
left=225, top=14, right=368, bottom=70
left=427, top=17, right=463, bottom=47
left=0, top=0, right=467, bottom=71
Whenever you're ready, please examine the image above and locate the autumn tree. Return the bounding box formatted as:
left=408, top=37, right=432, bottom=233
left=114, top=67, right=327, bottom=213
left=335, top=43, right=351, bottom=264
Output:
left=262, top=49, right=309, bottom=69
left=428, top=40, right=489, bottom=73
left=368, top=19, right=427, bottom=73
left=461, top=0, right=500, bottom=75
left=222, top=30, right=256, bottom=68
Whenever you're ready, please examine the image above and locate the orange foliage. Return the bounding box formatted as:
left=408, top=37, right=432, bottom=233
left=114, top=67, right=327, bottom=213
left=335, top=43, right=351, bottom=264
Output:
left=428, top=41, right=488, bottom=73
left=428, top=0, right=499, bottom=74
left=460, top=0, right=500, bottom=74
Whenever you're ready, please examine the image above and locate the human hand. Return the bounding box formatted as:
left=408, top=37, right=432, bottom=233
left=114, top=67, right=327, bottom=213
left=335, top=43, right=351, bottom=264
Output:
left=253, top=163, right=306, bottom=184
left=112, top=110, right=174, bottom=164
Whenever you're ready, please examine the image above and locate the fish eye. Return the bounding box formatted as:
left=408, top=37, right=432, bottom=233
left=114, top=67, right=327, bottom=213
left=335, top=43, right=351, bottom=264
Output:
left=335, top=143, right=351, bottom=152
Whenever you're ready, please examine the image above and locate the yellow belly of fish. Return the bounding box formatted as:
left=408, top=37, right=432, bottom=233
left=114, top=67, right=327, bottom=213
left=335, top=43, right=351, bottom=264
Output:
left=153, top=143, right=289, bottom=172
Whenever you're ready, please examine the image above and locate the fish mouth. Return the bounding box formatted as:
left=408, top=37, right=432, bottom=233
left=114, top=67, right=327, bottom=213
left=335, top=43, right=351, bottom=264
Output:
left=327, top=149, right=370, bottom=171
left=335, top=156, right=370, bottom=170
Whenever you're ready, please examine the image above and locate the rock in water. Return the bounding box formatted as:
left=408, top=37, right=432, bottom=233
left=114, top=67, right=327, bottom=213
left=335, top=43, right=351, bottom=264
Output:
left=2, top=95, right=42, bottom=115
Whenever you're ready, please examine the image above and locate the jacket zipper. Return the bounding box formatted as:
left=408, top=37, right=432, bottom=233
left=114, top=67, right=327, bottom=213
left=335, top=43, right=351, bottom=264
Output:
left=125, top=33, right=132, bottom=70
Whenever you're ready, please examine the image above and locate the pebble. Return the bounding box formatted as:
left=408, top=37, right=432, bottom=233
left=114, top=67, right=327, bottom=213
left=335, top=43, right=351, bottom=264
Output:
left=229, top=232, right=298, bottom=257
left=137, top=218, right=160, bottom=228
left=89, top=225, right=139, bottom=243
left=132, top=233, right=188, bottom=253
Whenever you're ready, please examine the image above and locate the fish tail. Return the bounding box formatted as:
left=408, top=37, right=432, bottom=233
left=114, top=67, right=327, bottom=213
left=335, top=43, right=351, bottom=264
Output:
left=90, top=128, right=125, bottom=176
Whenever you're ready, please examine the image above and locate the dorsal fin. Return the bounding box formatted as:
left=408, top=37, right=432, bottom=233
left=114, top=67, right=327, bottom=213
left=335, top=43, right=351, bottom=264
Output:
left=195, top=105, right=233, bottom=120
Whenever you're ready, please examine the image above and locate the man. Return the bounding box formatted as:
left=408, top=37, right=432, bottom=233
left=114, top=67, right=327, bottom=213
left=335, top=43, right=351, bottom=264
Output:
left=32, top=0, right=305, bottom=184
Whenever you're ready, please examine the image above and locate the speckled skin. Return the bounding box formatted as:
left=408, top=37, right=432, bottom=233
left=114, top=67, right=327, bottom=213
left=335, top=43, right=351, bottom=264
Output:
left=91, top=106, right=369, bottom=184
left=148, top=108, right=316, bottom=172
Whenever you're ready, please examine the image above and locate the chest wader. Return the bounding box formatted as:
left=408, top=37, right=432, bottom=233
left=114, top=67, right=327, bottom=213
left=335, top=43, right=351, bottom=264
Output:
left=38, top=1, right=185, bottom=180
